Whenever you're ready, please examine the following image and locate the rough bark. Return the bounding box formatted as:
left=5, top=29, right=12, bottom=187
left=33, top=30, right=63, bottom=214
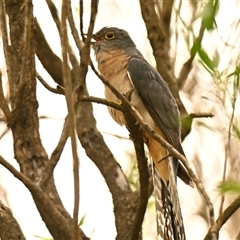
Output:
left=0, top=200, right=26, bottom=240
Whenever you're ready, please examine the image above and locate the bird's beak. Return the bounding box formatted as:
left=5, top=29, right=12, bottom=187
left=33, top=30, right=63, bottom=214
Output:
left=83, top=33, right=101, bottom=45
left=92, top=34, right=103, bottom=45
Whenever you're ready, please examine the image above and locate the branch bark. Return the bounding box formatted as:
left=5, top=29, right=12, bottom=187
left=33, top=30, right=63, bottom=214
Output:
left=3, top=0, right=87, bottom=239
left=0, top=200, right=26, bottom=240
left=204, top=196, right=240, bottom=240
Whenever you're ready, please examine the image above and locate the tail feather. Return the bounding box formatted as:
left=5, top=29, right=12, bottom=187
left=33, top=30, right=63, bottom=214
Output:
left=153, top=164, right=185, bottom=240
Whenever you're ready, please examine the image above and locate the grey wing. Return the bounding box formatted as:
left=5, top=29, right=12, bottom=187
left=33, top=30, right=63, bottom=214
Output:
left=127, top=57, right=182, bottom=153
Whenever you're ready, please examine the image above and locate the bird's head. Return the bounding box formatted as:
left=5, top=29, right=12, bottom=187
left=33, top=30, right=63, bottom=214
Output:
left=91, top=27, right=136, bottom=54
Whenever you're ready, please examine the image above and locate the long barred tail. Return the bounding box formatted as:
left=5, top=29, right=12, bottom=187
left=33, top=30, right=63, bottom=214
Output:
left=153, top=158, right=185, bottom=240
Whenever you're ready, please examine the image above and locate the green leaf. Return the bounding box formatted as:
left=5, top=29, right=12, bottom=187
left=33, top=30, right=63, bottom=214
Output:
left=227, top=65, right=240, bottom=78
left=233, top=124, right=240, bottom=140
left=218, top=181, right=240, bottom=195
left=78, top=214, right=86, bottom=227
left=198, top=47, right=215, bottom=71
left=181, top=115, right=193, bottom=131
left=202, top=0, right=219, bottom=30
left=34, top=235, right=53, bottom=240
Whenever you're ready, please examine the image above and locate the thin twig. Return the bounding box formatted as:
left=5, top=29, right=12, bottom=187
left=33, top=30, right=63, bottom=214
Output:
left=177, top=24, right=205, bottom=88
left=90, top=62, right=215, bottom=229
left=79, top=0, right=85, bottom=41
left=129, top=106, right=216, bottom=228
left=219, top=74, right=238, bottom=215
left=45, top=0, right=61, bottom=32
left=39, top=118, right=69, bottom=187
left=0, top=155, right=42, bottom=194
left=36, top=72, right=65, bottom=95
left=0, top=72, right=12, bottom=121
left=0, top=0, right=13, bottom=86
left=0, top=126, right=9, bottom=140
left=67, top=2, right=83, bottom=52
left=157, top=154, right=170, bottom=163
left=61, top=2, right=80, bottom=239
left=178, top=0, right=219, bottom=88
left=204, top=196, right=240, bottom=240
left=189, top=113, right=214, bottom=119
left=80, top=95, right=122, bottom=111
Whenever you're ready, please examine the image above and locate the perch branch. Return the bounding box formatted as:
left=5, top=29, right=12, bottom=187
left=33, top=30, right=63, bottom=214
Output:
left=80, top=95, right=122, bottom=111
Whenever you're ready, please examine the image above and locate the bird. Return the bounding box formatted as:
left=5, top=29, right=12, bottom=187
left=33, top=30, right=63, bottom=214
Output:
left=92, top=27, right=193, bottom=240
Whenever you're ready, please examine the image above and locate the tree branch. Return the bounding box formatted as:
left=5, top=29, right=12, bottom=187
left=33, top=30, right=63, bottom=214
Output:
left=121, top=93, right=150, bottom=240
left=5, top=1, right=88, bottom=239
left=45, top=0, right=61, bottom=32
left=160, top=0, right=174, bottom=50
left=0, top=200, right=26, bottom=240
left=0, top=155, right=73, bottom=239
left=90, top=63, right=215, bottom=231
left=60, top=2, right=80, bottom=238
left=67, top=1, right=84, bottom=52
left=0, top=72, right=12, bottom=122
left=80, top=95, right=122, bottom=111
left=35, top=19, right=63, bottom=86
left=39, top=118, right=69, bottom=187
left=36, top=71, right=65, bottom=95
left=0, top=0, right=13, bottom=86
left=204, top=196, right=240, bottom=240
left=177, top=25, right=205, bottom=88
left=74, top=3, right=142, bottom=238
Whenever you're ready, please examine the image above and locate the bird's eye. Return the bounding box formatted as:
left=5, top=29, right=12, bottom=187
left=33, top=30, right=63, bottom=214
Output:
left=105, top=31, right=115, bottom=40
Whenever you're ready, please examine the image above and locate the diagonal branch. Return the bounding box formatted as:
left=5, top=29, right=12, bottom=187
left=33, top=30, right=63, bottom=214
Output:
left=177, top=25, right=205, bottom=88
left=36, top=71, right=65, bottom=95
left=45, top=0, right=61, bottom=32
left=204, top=196, right=240, bottom=240
left=90, top=62, right=215, bottom=231
left=67, top=1, right=84, bottom=52
left=0, top=155, right=74, bottom=239
left=35, top=19, right=64, bottom=86
left=39, top=118, right=69, bottom=187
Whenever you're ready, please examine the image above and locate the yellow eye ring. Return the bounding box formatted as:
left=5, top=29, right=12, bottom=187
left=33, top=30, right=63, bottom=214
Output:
left=105, top=31, right=115, bottom=40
